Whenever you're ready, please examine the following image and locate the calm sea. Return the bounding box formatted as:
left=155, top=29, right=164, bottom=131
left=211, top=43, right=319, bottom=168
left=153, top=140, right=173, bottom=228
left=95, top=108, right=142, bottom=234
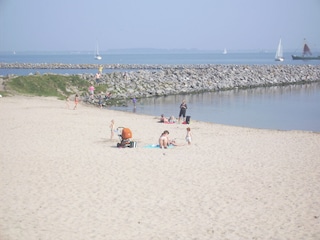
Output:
left=1, top=51, right=319, bottom=132
left=110, top=83, right=320, bottom=132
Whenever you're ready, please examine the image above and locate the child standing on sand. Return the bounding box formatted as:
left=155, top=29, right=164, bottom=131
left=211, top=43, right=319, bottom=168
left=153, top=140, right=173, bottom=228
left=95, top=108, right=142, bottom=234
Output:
left=66, top=97, right=70, bottom=109
left=73, top=94, right=79, bottom=110
left=110, top=119, right=115, bottom=140
left=186, top=127, right=192, bottom=145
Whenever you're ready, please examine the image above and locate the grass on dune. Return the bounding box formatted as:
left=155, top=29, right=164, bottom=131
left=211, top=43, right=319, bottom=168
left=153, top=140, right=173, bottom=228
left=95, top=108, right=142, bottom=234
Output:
left=6, top=74, right=91, bottom=100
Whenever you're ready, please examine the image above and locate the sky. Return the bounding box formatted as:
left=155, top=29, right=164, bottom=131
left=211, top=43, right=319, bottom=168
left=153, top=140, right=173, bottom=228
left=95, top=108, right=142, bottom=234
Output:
left=0, top=0, right=320, bottom=52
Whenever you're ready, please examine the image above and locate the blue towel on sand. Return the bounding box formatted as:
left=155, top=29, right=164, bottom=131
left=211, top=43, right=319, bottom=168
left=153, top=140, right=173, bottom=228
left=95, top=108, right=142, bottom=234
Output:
left=143, top=144, right=174, bottom=149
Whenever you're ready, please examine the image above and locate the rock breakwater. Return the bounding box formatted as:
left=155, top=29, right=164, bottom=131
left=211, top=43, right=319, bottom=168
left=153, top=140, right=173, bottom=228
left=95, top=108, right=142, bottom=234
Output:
left=81, top=64, right=320, bottom=98
left=1, top=64, right=320, bottom=106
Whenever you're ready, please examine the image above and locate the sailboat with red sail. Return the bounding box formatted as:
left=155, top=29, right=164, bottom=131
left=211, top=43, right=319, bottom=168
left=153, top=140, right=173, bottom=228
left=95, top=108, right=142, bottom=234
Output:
left=292, top=39, right=320, bottom=60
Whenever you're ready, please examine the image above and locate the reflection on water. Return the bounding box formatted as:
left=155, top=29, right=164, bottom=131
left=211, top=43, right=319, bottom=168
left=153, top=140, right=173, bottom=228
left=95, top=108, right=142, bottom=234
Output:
left=110, top=82, right=320, bottom=132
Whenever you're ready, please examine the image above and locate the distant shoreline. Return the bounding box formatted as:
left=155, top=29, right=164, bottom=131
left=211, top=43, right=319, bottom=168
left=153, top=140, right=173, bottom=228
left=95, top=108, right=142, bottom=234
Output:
left=0, top=62, right=165, bottom=70
left=1, top=62, right=320, bottom=71
left=0, top=62, right=269, bottom=70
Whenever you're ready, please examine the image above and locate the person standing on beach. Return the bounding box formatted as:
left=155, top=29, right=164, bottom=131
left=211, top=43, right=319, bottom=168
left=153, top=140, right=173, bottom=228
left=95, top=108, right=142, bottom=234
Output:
left=98, top=93, right=103, bottom=109
left=132, top=97, right=136, bottom=108
left=186, top=127, right=192, bottom=145
left=89, top=85, right=95, bottom=101
left=66, top=97, right=70, bottom=109
left=178, top=100, right=188, bottom=123
left=73, top=94, right=79, bottom=110
left=109, top=119, right=115, bottom=140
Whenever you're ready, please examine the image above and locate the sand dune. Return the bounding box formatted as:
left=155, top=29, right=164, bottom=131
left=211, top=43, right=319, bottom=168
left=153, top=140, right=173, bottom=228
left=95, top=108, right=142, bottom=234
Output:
left=1, top=96, right=319, bottom=240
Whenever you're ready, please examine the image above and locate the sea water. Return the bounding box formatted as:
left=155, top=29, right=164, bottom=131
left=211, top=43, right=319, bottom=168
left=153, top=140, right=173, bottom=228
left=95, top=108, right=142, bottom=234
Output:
left=1, top=51, right=319, bottom=131
left=110, top=82, right=320, bottom=132
left=1, top=51, right=319, bottom=75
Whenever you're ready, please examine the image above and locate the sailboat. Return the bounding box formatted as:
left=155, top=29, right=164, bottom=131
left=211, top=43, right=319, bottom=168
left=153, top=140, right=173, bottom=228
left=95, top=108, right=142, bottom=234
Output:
left=223, top=48, right=227, bottom=54
left=94, top=42, right=102, bottom=60
left=292, top=39, right=320, bottom=60
left=275, top=39, right=284, bottom=61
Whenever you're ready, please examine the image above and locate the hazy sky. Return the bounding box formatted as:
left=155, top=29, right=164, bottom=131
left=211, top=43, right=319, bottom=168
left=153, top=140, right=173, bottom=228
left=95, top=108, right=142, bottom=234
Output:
left=1, top=0, right=319, bottom=52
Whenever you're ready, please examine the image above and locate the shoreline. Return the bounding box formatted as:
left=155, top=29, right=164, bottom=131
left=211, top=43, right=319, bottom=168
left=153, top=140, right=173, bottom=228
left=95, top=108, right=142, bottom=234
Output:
left=1, top=96, right=320, bottom=239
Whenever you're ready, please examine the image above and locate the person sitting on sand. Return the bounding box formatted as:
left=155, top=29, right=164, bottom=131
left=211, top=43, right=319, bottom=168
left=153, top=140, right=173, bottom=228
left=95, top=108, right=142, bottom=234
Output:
left=160, top=114, right=169, bottom=123
left=168, top=115, right=176, bottom=123
left=159, top=130, right=183, bottom=148
left=159, top=130, right=170, bottom=148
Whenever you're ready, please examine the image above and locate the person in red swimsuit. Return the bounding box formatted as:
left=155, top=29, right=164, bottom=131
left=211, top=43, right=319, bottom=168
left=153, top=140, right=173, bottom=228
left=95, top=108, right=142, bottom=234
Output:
left=73, top=94, right=79, bottom=110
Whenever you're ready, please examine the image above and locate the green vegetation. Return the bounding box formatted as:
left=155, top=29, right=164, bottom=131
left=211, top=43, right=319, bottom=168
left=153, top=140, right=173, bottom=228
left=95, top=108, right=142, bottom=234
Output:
left=6, top=74, right=91, bottom=99
left=0, top=91, right=9, bottom=97
left=93, top=84, right=108, bottom=94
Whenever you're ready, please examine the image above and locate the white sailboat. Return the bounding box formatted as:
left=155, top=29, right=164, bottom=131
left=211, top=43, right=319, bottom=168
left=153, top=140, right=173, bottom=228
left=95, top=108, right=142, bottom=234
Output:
left=94, top=42, right=102, bottom=60
left=275, top=39, right=284, bottom=61
left=223, top=48, right=227, bottom=54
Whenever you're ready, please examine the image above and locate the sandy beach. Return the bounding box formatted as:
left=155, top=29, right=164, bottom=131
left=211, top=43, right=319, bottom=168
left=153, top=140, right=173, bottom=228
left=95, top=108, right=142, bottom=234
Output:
left=0, top=96, right=319, bottom=240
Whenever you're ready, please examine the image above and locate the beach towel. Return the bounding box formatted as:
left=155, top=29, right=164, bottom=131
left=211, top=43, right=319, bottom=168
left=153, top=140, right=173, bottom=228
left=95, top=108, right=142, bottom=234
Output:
left=143, top=144, right=174, bottom=149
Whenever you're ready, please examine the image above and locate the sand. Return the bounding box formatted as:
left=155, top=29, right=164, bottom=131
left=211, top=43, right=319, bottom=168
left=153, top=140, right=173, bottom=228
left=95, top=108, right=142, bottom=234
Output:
left=0, top=96, right=319, bottom=240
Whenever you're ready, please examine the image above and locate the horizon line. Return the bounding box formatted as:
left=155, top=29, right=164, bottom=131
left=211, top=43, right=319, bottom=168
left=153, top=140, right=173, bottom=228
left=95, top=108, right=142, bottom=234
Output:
left=0, top=48, right=302, bottom=54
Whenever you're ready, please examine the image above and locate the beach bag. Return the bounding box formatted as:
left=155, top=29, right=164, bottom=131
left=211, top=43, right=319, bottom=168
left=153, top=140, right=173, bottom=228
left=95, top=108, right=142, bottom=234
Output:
left=130, top=141, right=137, bottom=148
left=122, top=128, right=132, bottom=139
left=186, top=116, right=191, bottom=124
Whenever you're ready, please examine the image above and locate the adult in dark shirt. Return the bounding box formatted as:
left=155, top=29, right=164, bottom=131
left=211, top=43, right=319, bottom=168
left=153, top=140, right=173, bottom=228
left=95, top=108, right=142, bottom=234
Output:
left=178, top=100, right=187, bottom=123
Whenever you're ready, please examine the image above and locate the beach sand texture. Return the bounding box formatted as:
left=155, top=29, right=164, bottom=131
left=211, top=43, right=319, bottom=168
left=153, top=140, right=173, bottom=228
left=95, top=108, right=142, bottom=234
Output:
left=1, top=96, right=319, bottom=240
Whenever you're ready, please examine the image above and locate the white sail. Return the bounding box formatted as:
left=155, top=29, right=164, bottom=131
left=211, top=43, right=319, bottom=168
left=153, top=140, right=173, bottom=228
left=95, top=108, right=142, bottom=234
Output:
left=94, top=42, right=102, bottom=60
left=223, top=48, right=227, bottom=54
left=275, top=39, right=284, bottom=61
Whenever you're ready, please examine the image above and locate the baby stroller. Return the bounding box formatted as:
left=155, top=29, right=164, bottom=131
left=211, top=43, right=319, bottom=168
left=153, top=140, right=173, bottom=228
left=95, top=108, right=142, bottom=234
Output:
left=116, top=127, right=135, bottom=148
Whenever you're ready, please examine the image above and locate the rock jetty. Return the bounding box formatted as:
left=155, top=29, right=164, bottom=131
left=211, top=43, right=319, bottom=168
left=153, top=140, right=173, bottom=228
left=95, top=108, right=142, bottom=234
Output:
left=79, top=64, right=320, bottom=98
left=1, top=63, right=320, bottom=106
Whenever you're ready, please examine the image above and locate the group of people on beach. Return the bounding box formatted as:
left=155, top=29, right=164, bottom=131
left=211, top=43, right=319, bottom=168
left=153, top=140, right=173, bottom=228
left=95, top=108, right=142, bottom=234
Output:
left=160, top=114, right=176, bottom=123
left=69, top=89, right=192, bottom=148
left=109, top=99, right=192, bottom=149
left=160, top=99, right=188, bottom=123
left=65, top=94, right=79, bottom=110
left=110, top=119, right=192, bottom=148
left=157, top=99, right=191, bottom=148
left=67, top=84, right=114, bottom=110
left=158, top=127, right=192, bottom=149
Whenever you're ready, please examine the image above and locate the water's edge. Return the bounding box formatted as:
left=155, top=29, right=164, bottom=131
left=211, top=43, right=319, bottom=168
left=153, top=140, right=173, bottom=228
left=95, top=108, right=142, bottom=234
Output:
left=109, top=82, right=320, bottom=132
